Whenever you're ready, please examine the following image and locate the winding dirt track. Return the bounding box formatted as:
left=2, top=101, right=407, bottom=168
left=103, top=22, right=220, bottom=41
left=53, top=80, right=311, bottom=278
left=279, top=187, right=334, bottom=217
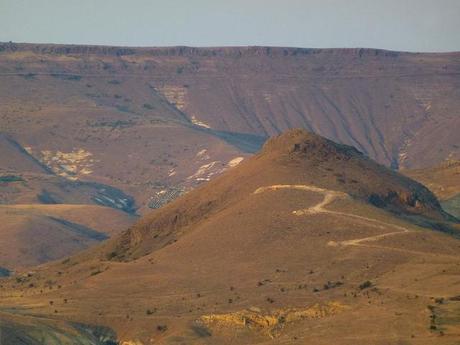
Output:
left=253, top=184, right=411, bottom=248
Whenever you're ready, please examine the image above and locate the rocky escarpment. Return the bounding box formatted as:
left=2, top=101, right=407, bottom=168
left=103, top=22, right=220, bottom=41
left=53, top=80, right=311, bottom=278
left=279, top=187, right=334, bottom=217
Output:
left=2, top=42, right=458, bottom=171
left=0, top=42, right=408, bottom=58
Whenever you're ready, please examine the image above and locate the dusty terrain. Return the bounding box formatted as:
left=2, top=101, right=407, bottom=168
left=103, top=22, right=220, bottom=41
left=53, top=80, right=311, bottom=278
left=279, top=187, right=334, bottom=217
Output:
left=0, top=204, right=136, bottom=270
left=0, top=168, right=137, bottom=270
left=0, top=130, right=459, bottom=344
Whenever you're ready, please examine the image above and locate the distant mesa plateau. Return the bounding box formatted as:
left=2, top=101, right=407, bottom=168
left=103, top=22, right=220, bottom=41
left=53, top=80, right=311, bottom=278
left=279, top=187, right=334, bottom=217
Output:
left=0, top=129, right=459, bottom=344
left=0, top=42, right=459, bottom=215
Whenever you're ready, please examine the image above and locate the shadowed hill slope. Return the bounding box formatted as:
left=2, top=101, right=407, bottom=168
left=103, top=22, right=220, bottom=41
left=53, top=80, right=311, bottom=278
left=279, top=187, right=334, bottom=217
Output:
left=0, top=134, right=52, bottom=174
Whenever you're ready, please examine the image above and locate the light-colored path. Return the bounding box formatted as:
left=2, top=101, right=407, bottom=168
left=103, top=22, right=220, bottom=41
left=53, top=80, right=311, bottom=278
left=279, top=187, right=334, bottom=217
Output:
left=254, top=184, right=412, bottom=248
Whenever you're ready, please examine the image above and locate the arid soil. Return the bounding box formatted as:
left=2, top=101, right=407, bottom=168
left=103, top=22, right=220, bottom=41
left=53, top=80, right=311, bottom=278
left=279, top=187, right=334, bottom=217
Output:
left=0, top=130, right=458, bottom=344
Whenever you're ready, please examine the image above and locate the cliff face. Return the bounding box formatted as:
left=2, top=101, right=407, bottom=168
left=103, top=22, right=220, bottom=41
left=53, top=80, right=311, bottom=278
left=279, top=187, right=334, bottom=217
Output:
left=0, top=42, right=409, bottom=57
left=1, top=43, right=459, bottom=167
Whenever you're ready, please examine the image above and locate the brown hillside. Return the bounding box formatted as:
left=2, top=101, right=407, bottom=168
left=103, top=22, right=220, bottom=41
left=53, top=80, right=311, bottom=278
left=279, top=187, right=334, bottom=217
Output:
left=0, top=134, right=51, bottom=174
left=0, top=130, right=459, bottom=345
left=110, top=129, right=447, bottom=261
left=0, top=204, right=136, bottom=270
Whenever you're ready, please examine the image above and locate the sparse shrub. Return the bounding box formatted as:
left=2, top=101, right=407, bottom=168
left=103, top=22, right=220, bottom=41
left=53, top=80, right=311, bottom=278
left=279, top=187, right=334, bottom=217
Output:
left=50, top=73, right=81, bottom=81
left=45, top=280, right=56, bottom=288
left=90, top=269, right=102, bottom=276
left=66, top=75, right=81, bottom=81
left=23, top=73, right=36, bottom=80
left=103, top=341, right=118, bottom=345
left=0, top=175, right=23, bottom=183
left=115, top=105, right=130, bottom=113
left=323, top=281, right=343, bottom=290
left=191, top=324, right=212, bottom=337
left=157, top=325, right=167, bottom=332
left=143, top=103, right=154, bottom=110
left=359, top=280, right=373, bottom=290
left=106, top=251, right=117, bottom=260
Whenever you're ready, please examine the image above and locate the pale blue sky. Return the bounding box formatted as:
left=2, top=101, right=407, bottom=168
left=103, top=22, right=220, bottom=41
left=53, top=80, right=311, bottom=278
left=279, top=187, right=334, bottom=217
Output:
left=1, top=0, right=459, bottom=52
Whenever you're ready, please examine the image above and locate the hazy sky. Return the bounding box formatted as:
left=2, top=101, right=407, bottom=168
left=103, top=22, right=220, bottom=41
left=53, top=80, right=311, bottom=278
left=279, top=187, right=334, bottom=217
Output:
left=1, top=0, right=459, bottom=52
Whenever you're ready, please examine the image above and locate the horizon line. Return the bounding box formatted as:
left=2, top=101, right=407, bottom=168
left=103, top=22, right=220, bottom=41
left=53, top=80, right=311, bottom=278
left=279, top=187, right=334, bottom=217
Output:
left=2, top=41, right=459, bottom=55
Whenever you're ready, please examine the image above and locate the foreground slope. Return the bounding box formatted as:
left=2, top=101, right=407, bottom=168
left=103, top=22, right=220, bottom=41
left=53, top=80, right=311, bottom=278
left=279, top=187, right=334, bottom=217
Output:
left=0, top=130, right=459, bottom=345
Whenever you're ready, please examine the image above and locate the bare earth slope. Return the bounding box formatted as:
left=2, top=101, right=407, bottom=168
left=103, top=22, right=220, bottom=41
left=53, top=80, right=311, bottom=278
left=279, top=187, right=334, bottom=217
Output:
left=0, top=204, right=136, bottom=270
left=1, top=130, right=459, bottom=345
left=1, top=43, right=459, bottom=212
left=0, top=170, right=138, bottom=270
